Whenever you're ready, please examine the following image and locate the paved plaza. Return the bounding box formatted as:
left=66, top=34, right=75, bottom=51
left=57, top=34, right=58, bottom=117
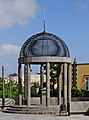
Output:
left=0, top=112, right=89, bottom=120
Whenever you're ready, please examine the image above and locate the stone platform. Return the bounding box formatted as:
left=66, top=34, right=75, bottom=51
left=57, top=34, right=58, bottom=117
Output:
left=2, top=105, right=68, bottom=115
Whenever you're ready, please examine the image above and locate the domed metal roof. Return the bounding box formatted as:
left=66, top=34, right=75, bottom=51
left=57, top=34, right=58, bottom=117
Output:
left=20, top=31, right=70, bottom=58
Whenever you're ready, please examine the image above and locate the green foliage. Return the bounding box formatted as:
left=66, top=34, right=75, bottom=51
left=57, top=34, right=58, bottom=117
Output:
left=0, top=77, right=22, bottom=99
left=0, top=77, right=40, bottom=98
left=0, top=77, right=2, bottom=97
left=10, top=83, right=19, bottom=98
left=50, top=69, right=57, bottom=76
left=50, top=64, right=58, bottom=97
left=31, top=82, right=40, bottom=97
left=4, top=81, right=19, bottom=98
left=50, top=64, right=58, bottom=76
left=71, top=87, right=85, bottom=97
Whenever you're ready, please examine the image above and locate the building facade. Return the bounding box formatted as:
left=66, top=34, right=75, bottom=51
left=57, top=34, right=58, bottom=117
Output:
left=72, top=58, right=89, bottom=92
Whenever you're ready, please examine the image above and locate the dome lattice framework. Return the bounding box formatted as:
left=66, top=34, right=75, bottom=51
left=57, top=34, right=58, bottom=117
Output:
left=20, top=31, right=70, bottom=58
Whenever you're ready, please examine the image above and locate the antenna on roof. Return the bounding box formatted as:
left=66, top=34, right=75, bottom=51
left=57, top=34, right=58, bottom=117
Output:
left=43, top=6, right=46, bottom=32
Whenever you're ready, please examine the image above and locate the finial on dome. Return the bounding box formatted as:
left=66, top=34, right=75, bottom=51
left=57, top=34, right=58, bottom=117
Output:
left=43, top=6, right=46, bottom=32
left=73, top=58, right=77, bottom=64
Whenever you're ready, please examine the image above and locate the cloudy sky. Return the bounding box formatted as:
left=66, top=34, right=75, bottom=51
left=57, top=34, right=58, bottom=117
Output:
left=0, top=0, right=89, bottom=75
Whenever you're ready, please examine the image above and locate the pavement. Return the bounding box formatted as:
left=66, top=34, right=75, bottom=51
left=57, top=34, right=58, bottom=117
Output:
left=0, top=112, right=89, bottom=120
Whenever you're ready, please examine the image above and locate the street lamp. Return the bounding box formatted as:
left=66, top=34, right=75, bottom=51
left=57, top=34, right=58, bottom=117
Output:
left=2, top=66, right=5, bottom=109
left=9, top=75, right=12, bottom=98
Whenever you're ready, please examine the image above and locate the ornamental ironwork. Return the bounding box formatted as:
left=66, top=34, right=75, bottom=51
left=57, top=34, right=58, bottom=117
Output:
left=20, top=31, right=70, bottom=57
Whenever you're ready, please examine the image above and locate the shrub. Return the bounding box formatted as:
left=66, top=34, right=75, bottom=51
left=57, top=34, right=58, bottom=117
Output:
left=71, top=87, right=85, bottom=97
left=31, top=82, right=40, bottom=97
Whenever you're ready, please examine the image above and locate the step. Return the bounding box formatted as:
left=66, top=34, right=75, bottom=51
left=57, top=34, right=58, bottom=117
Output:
left=3, top=109, right=58, bottom=115
left=7, top=108, right=58, bottom=112
left=8, top=106, right=59, bottom=111
left=3, top=105, right=59, bottom=115
left=4, top=109, right=58, bottom=115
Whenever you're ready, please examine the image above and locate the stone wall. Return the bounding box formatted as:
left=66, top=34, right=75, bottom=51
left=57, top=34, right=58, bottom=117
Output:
left=31, top=97, right=89, bottom=113
left=1, top=97, right=89, bottom=113
left=31, top=97, right=59, bottom=105
left=71, top=101, right=89, bottom=113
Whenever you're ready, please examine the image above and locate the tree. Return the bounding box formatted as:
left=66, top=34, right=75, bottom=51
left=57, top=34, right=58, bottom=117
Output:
left=50, top=64, right=59, bottom=97
left=31, top=82, right=40, bottom=97
left=0, top=77, right=2, bottom=98
left=0, top=77, right=21, bottom=99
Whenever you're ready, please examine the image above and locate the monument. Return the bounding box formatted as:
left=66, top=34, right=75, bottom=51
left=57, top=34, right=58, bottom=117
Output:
left=17, top=29, right=71, bottom=115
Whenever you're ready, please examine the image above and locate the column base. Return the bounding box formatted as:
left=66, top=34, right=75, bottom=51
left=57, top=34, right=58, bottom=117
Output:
left=60, top=104, right=67, bottom=115
left=24, top=99, right=27, bottom=105
left=27, top=97, right=31, bottom=106
left=1, top=98, right=5, bottom=109
left=19, top=94, right=22, bottom=106
left=42, top=88, right=46, bottom=106
left=67, top=102, right=70, bottom=116
left=46, top=97, right=50, bottom=107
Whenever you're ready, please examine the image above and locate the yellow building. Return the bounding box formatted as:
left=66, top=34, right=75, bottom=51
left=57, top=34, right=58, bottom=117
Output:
left=72, top=58, right=89, bottom=91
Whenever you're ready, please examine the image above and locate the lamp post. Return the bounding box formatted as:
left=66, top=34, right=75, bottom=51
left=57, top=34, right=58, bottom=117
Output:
left=9, top=75, right=12, bottom=98
left=2, top=66, right=5, bottom=109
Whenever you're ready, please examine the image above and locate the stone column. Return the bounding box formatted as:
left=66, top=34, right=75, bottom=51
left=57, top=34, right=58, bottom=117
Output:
left=46, top=62, right=50, bottom=106
left=27, top=64, right=31, bottom=106
left=67, top=64, right=71, bottom=115
left=40, top=64, right=44, bottom=104
left=63, top=63, right=67, bottom=108
left=58, top=73, right=62, bottom=106
left=18, top=64, right=22, bottom=106
left=24, top=64, right=28, bottom=104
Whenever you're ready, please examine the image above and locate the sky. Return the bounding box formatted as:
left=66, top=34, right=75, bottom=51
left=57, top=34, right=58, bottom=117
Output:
left=0, top=0, right=89, bottom=76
